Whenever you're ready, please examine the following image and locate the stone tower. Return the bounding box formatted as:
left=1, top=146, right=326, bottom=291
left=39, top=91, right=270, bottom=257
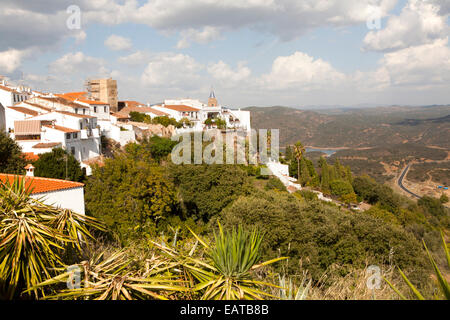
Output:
left=208, top=88, right=218, bottom=107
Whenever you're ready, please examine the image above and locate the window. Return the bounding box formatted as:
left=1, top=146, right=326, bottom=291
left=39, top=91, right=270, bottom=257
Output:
left=73, top=133, right=78, bottom=139
left=83, top=109, right=86, bottom=115
left=66, top=133, right=71, bottom=140
left=75, top=108, right=78, bottom=114
left=104, top=106, right=107, bottom=113
left=71, top=147, right=75, bottom=155
left=94, top=107, right=97, bottom=113
left=13, top=95, right=16, bottom=103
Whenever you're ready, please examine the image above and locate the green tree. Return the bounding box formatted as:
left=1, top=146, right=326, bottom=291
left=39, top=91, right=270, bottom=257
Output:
left=440, top=194, right=449, bottom=204
left=85, top=155, right=178, bottom=243
left=169, top=164, right=250, bottom=222
left=319, top=157, right=330, bottom=193
left=329, top=180, right=355, bottom=198
left=34, top=148, right=85, bottom=182
left=0, top=131, right=26, bottom=174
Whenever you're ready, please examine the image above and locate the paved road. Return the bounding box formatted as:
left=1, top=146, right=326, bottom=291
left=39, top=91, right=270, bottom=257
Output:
left=397, top=165, right=421, bottom=199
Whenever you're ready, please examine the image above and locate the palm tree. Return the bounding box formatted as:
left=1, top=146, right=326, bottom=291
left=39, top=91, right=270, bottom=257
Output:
left=293, top=141, right=305, bottom=182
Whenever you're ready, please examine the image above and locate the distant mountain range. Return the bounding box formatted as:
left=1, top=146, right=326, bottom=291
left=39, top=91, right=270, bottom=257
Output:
left=245, top=105, right=450, bottom=149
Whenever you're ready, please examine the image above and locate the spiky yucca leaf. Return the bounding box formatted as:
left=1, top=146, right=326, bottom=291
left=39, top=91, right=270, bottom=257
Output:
left=30, top=250, right=187, bottom=300
left=386, top=232, right=450, bottom=300
left=0, top=176, right=106, bottom=299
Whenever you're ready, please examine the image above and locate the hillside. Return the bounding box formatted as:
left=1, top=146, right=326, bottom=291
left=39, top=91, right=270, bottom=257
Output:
left=246, top=105, right=450, bottom=149
left=247, top=105, right=450, bottom=195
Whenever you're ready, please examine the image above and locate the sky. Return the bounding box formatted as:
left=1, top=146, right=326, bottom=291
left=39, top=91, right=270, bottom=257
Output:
left=0, top=0, right=449, bottom=108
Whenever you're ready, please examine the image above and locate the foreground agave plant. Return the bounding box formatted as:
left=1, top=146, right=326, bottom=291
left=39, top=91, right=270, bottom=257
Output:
left=0, top=177, right=105, bottom=300
left=153, top=223, right=286, bottom=300
left=385, top=231, right=450, bottom=300
left=30, top=250, right=188, bottom=300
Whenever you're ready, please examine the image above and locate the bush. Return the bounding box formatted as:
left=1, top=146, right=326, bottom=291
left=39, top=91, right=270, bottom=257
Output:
left=0, top=131, right=26, bottom=174
left=265, top=177, right=287, bottom=192
left=85, top=155, right=178, bottom=244
left=220, top=191, right=430, bottom=287
left=34, top=148, right=86, bottom=182
left=169, top=164, right=251, bottom=222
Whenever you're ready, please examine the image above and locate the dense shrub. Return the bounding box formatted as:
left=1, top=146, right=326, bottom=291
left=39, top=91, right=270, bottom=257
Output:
left=265, top=177, right=287, bottom=192
left=169, top=164, right=251, bottom=222
left=220, top=191, right=430, bottom=287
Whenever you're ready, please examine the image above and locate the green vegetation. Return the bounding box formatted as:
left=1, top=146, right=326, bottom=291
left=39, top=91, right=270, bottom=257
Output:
left=0, top=131, right=26, bottom=174
left=34, top=148, right=86, bottom=182
left=0, top=177, right=104, bottom=299
left=2, top=126, right=450, bottom=300
left=85, top=153, right=178, bottom=244
left=129, top=112, right=183, bottom=128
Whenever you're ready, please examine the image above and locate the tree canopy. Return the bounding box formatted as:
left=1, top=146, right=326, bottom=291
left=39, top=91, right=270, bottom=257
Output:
left=34, top=148, right=86, bottom=182
left=0, top=132, right=26, bottom=174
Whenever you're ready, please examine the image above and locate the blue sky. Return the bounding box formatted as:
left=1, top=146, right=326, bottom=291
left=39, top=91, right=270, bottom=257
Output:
left=0, top=0, right=449, bottom=108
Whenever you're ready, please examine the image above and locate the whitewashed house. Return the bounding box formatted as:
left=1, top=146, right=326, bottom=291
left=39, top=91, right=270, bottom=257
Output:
left=0, top=167, right=85, bottom=215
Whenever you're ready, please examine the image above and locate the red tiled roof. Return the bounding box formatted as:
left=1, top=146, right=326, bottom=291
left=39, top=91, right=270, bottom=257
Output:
left=57, top=92, right=87, bottom=100
left=32, top=142, right=62, bottom=149
left=43, top=124, right=79, bottom=133
left=0, top=174, right=84, bottom=194
left=8, top=107, right=39, bottom=116
left=111, top=112, right=130, bottom=119
left=0, top=84, right=19, bottom=94
left=23, top=153, right=40, bottom=162
left=120, top=105, right=168, bottom=116
left=55, top=110, right=95, bottom=119
left=162, top=105, right=200, bottom=112
left=37, top=96, right=89, bottom=109
left=21, top=101, right=52, bottom=112
left=76, top=99, right=108, bottom=105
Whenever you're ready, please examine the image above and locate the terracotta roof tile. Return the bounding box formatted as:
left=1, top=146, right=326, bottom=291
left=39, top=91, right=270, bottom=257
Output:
left=162, top=105, right=200, bottom=112
left=0, top=84, right=19, bottom=94
left=32, top=142, right=62, bottom=149
left=43, top=124, right=79, bottom=133
left=0, top=174, right=84, bottom=194
left=23, top=153, right=40, bottom=162
left=121, top=105, right=169, bottom=116
left=55, top=110, right=95, bottom=119
left=8, top=106, right=39, bottom=116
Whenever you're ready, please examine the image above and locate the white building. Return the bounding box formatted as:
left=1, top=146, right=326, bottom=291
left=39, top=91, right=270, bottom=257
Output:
left=0, top=81, right=31, bottom=108
left=12, top=118, right=101, bottom=163
left=0, top=168, right=85, bottom=215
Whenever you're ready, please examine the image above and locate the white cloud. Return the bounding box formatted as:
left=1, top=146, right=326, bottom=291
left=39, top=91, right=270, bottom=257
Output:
left=104, top=34, right=133, bottom=51
left=176, top=26, right=222, bottom=49
left=141, top=53, right=203, bottom=89
left=118, top=51, right=152, bottom=66
left=260, top=51, right=346, bottom=90
left=208, top=61, right=251, bottom=83
left=377, top=37, right=450, bottom=86
left=49, top=52, right=107, bottom=75
left=0, top=48, right=30, bottom=73
left=363, top=0, right=449, bottom=52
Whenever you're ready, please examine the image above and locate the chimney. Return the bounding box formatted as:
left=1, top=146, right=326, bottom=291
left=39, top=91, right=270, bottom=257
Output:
left=25, top=164, right=35, bottom=177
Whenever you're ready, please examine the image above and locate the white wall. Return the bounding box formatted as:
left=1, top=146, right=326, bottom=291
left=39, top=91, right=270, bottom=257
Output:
left=0, top=89, right=12, bottom=108
left=31, top=187, right=85, bottom=215
left=0, top=103, right=5, bottom=131
left=5, top=107, right=35, bottom=132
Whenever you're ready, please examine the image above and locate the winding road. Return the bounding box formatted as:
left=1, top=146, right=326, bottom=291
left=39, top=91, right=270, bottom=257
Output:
left=397, top=165, right=421, bottom=199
